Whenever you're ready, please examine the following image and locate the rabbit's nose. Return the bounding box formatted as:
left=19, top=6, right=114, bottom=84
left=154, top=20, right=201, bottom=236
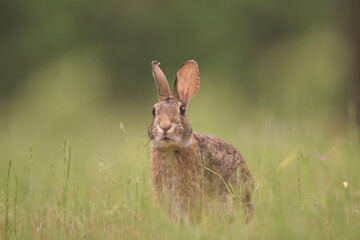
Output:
left=159, top=120, right=171, bottom=133
left=161, top=126, right=171, bottom=133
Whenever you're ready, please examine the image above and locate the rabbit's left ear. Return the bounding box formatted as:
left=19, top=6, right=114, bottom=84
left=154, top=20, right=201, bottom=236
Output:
left=172, top=60, right=199, bottom=106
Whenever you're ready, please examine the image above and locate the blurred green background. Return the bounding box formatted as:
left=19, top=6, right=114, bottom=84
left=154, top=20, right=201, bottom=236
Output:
left=1, top=0, right=358, bottom=160
left=1, top=0, right=357, bottom=112
left=1, top=0, right=360, bottom=239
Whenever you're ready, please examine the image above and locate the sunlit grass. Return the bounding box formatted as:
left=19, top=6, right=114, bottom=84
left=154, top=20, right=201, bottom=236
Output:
left=0, top=62, right=359, bottom=239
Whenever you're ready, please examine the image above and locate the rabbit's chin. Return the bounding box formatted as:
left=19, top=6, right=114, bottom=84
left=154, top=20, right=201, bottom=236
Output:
left=150, top=135, right=192, bottom=149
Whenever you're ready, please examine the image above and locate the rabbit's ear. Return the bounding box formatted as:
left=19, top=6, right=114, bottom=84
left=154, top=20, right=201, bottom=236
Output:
left=172, top=60, right=199, bottom=106
left=152, top=61, right=171, bottom=101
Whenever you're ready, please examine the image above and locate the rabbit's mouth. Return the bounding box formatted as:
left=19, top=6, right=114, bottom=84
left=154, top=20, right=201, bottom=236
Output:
left=159, top=135, right=179, bottom=144
left=151, top=134, right=191, bottom=148
left=162, top=136, right=172, bottom=142
left=152, top=136, right=176, bottom=147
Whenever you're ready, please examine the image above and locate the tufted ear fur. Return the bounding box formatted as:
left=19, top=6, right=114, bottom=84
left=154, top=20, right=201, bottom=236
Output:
left=152, top=61, right=171, bottom=101
left=172, top=60, right=199, bottom=106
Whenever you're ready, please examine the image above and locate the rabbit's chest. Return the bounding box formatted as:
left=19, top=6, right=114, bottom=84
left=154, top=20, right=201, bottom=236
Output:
left=152, top=150, right=200, bottom=198
left=159, top=152, right=180, bottom=188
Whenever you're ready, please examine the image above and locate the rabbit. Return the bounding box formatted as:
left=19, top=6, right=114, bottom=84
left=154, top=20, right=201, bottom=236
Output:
left=148, top=60, right=254, bottom=223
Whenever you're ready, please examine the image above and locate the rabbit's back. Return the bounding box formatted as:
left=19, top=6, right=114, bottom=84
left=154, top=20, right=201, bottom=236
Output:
left=194, top=133, right=254, bottom=201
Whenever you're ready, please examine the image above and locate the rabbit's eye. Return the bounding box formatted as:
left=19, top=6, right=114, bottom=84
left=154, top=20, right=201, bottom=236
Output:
left=179, top=106, right=185, bottom=115
left=152, top=107, right=156, bottom=116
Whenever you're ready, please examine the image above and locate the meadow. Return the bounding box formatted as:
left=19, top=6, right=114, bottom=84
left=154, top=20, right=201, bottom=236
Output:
left=0, top=63, right=359, bottom=239
left=1, top=0, right=359, bottom=238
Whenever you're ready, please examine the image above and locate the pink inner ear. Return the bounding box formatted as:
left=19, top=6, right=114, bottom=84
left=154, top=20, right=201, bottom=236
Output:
left=180, top=90, right=185, bottom=100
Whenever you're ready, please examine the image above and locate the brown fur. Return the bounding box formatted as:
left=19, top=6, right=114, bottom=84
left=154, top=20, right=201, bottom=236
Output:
left=149, top=60, right=254, bottom=222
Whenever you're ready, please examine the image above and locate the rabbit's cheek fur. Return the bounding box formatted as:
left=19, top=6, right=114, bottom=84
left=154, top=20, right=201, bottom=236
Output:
left=150, top=120, right=192, bottom=148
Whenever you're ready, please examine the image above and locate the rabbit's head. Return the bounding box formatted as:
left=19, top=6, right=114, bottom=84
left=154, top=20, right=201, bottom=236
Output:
left=148, top=61, right=199, bottom=148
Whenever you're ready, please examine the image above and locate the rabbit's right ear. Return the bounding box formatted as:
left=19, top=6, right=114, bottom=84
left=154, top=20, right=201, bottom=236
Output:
left=152, top=61, right=171, bottom=101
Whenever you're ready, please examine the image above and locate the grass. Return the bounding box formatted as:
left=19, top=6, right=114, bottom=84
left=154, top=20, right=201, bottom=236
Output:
left=1, top=101, right=360, bottom=240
